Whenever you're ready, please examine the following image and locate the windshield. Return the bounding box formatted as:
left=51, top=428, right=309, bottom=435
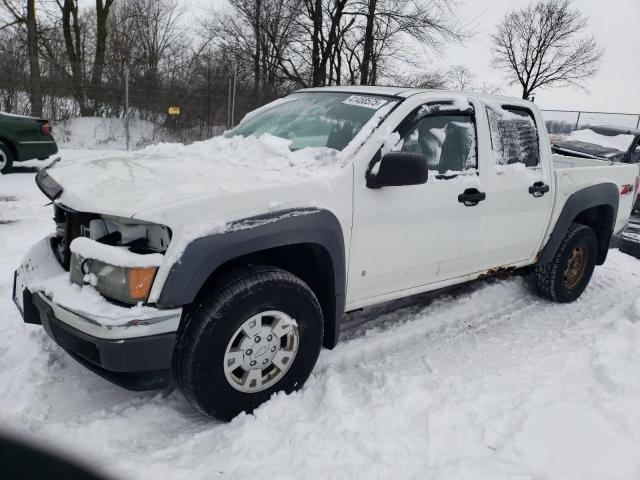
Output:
left=565, top=128, right=635, bottom=152
left=228, top=92, right=396, bottom=151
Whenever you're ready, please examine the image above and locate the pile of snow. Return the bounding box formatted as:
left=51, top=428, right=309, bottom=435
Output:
left=53, top=117, right=159, bottom=149
left=564, top=128, right=635, bottom=152
left=3, top=158, right=640, bottom=479
left=46, top=133, right=342, bottom=216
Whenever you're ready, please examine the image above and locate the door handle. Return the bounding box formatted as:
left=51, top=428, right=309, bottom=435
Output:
left=529, top=181, right=550, bottom=197
left=458, top=188, right=486, bottom=207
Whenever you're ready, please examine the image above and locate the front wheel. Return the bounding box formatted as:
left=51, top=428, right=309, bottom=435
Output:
left=531, top=223, right=598, bottom=303
left=174, top=265, right=323, bottom=420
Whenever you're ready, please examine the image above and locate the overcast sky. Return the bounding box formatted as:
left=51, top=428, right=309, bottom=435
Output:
left=437, top=0, right=640, bottom=113
left=189, top=0, right=639, bottom=113
left=84, top=0, right=638, bottom=114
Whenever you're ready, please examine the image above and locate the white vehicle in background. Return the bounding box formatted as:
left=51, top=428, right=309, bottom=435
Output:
left=13, top=87, right=640, bottom=420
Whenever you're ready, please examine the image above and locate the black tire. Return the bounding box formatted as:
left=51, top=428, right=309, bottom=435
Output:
left=174, top=265, right=323, bottom=420
left=0, top=142, right=14, bottom=174
left=532, top=223, right=598, bottom=303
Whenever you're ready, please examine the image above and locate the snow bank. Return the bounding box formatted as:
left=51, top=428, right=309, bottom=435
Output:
left=4, top=167, right=640, bottom=480
left=53, top=117, right=159, bottom=149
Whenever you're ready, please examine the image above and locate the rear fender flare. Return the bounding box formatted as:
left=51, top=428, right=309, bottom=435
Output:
left=538, top=183, right=619, bottom=265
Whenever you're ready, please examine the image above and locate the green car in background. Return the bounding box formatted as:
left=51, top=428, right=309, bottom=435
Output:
left=0, top=112, right=58, bottom=174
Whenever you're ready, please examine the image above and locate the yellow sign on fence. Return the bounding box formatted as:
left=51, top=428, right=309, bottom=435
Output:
left=168, top=106, right=180, bottom=116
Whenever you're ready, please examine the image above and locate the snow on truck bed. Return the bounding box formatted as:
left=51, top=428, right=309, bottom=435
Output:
left=3, top=151, right=640, bottom=479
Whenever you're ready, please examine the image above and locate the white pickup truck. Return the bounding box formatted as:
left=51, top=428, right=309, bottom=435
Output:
left=13, top=87, right=639, bottom=420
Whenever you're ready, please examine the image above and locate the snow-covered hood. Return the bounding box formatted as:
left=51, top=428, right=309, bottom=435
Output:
left=47, top=134, right=347, bottom=222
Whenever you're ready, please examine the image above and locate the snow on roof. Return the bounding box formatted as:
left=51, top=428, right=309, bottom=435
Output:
left=297, top=85, right=533, bottom=106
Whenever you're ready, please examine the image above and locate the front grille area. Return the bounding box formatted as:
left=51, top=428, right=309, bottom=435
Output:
left=52, top=204, right=96, bottom=271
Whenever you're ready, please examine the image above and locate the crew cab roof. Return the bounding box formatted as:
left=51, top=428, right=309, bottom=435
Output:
left=295, top=85, right=533, bottom=105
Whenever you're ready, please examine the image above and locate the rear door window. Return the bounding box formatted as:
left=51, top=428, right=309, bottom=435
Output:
left=486, top=105, right=540, bottom=167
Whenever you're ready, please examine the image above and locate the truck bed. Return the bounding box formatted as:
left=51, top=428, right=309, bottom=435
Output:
left=550, top=154, right=639, bottom=235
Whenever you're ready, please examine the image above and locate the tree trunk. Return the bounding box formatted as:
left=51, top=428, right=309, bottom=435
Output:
left=318, top=0, right=347, bottom=86
left=310, top=0, right=323, bottom=86
left=253, top=0, right=262, bottom=97
left=370, top=54, right=377, bottom=85
left=61, top=0, right=89, bottom=116
left=26, top=0, right=42, bottom=117
left=90, top=0, right=113, bottom=114
left=360, top=0, right=377, bottom=85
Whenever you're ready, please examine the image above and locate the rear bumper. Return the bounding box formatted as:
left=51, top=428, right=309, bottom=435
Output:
left=17, top=139, right=58, bottom=161
left=13, top=237, right=182, bottom=391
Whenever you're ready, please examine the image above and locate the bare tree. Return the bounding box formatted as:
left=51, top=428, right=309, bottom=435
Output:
left=446, top=65, right=474, bottom=90
left=491, top=0, right=603, bottom=100
left=90, top=0, right=115, bottom=102
left=445, top=64, right=503, bottom=93
left=357, top=0, right=466, bottom=86
left=58, top=0, right=90, bottom=115
left=1, top=0, right=43, bottom=116
left=389, top=70, right=449, bottom=89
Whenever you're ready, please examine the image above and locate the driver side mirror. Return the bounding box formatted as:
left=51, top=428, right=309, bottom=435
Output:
left=366, top=151, right=429, bottom=189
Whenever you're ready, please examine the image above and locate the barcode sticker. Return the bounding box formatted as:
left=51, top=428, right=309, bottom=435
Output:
left=342, top=95, right=388, bottom=109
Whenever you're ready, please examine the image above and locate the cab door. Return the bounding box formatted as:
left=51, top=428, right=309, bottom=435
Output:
left=347, top=97, right=488, bottom=306
left=475, top=103, right=554, bottom=270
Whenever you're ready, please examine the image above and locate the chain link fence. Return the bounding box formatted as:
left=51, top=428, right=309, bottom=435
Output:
left=2, top=65, right=639, bottom=151
left=541, top=109, right=640, bottom=143
left=0, top=62, right=255, bottom=150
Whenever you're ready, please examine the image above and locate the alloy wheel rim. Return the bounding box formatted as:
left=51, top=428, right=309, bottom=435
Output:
left=223, top=310, right=299, bottom=393
left=564, top=244, right=588, bottom=289
left=0, top=150, right=6, bottom=170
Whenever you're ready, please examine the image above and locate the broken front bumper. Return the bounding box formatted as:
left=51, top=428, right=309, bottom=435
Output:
left=13, top=237, right=182, bottom=391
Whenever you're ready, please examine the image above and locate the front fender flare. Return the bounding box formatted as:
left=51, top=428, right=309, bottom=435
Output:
left=158, top=208, right=346, bottom=347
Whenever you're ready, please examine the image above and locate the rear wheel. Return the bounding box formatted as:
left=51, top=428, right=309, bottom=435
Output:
left=532, top=223, right=598, bottom=303
left=174, top=265, right=323, bottom=420
left=0, top=142, right=14, bottom=174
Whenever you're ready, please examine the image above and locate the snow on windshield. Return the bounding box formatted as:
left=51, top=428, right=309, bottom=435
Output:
left=565, top=128, right=635, bottom=152
left=230, top=92, right=397, bottom=152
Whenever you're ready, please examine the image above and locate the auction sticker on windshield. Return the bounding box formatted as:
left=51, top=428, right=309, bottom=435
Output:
left=342, top=95, right=388, bottom=109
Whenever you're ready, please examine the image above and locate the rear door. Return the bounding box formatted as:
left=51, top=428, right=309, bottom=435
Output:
left=476, top=103, right=554, bottom=270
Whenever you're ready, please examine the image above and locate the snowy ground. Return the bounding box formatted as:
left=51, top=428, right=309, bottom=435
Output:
left=2, top=150, right=640, bottom=479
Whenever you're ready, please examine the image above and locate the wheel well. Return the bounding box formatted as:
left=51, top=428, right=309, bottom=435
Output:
left=573, top=204, right=614, bottom=265
left=0, top=136, right=18, bottom=161
left=199, top=243, right=337, bottom=348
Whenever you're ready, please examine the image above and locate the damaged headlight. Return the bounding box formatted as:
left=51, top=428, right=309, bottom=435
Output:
left=66, top=215, right=171, bottom=305
left=70, top=254, right=158, bottom=305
